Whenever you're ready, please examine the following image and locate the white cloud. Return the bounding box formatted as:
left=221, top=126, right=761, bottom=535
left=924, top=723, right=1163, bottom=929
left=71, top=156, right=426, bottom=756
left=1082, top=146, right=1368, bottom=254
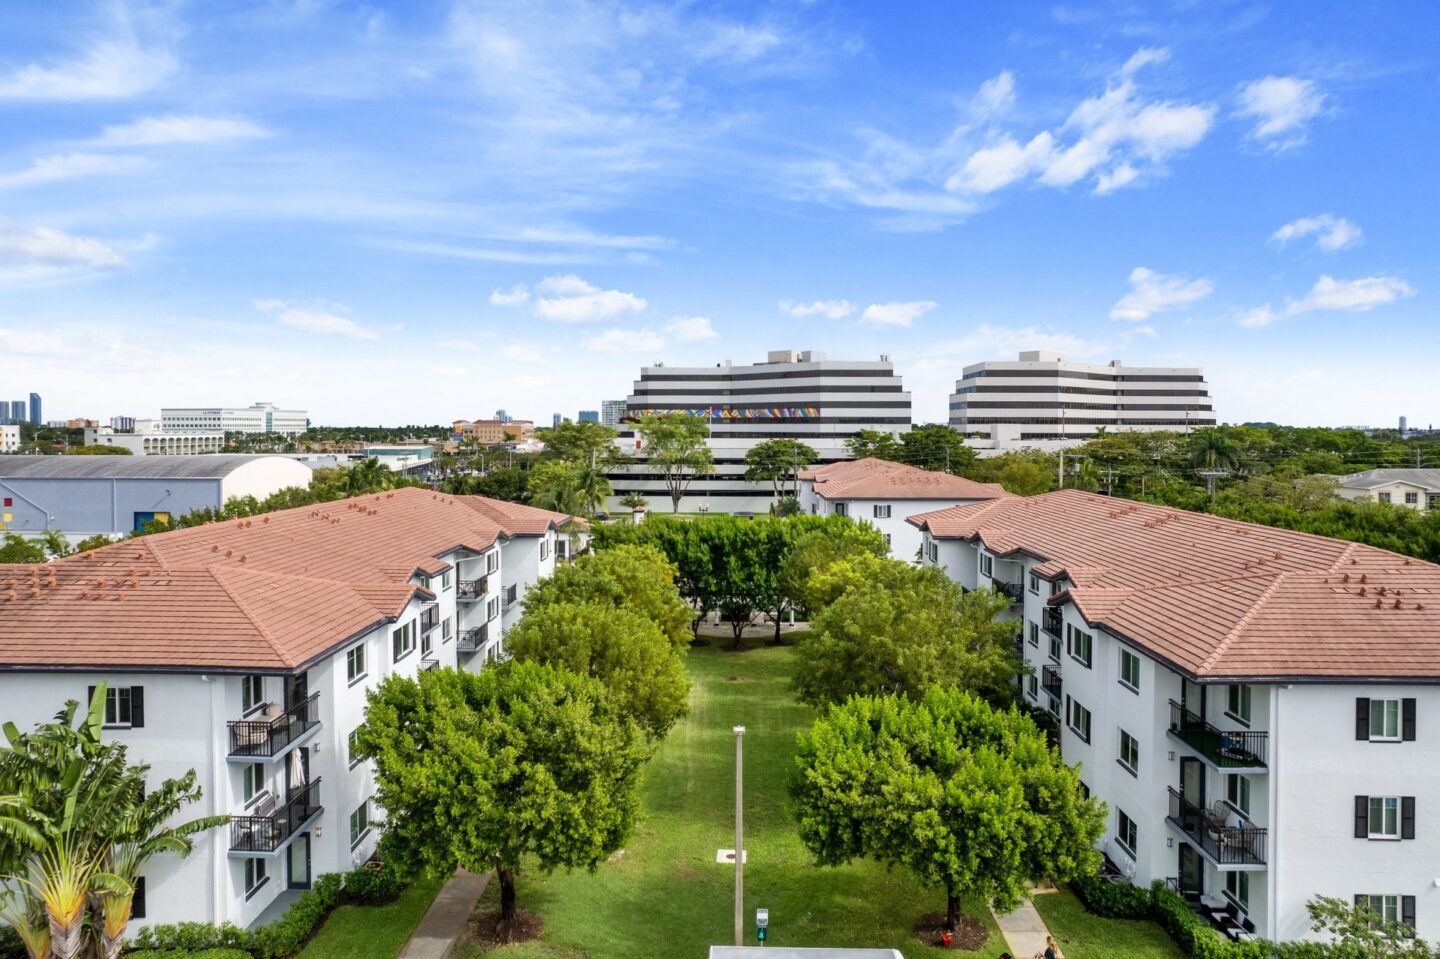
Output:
left=97, top=115, right=270, bottom=147
left=584, top=328, right=664, bottom=353
left=665, top=316, right=718, bottom=342
left=439, top=339, right=480, bottom=352
left=0, top=9, right=175, bottom=100
left=860, top=300, right=937, bottom=327
left=948, top=131, right=1055, bottom=194
left=1238, top=274, right=1415, bottom=328
left=489, top=284, right=530, bottom=306
left=1110, top=267, right=1214, bottom=321
left=0, top=218, right=126, bottom=285
left=1237, top=76, right=1325, bottom=150
left=970, top=70, right=1016, bottom=120
left=501, top=342, right=544, bottom=363
left=0, top=153, right=146, bottom=189
left=922, top=324, right=1108, bottom=364
left=1236, top=305, right=1280, bottom=329
left=1271, top=214, right=1362, bottom=252
left=532, top=274, right=646, bottom=323
left=0, top=328, right=67, bottom=355
left=779, top=299, right=854, bottom=320
left=254, top=299, right=379, bottom=340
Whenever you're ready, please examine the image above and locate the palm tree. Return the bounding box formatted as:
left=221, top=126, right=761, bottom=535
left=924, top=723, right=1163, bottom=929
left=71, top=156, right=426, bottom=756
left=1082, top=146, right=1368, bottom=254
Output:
left=1189, top=430, right=1240, bottom=471
left=344, top=457, right=394, bottom=495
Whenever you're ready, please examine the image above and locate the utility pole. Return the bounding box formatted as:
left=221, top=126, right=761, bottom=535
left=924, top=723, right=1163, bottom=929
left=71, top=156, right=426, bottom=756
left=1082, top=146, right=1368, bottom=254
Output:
left=733, top=725, right=746, bottom=947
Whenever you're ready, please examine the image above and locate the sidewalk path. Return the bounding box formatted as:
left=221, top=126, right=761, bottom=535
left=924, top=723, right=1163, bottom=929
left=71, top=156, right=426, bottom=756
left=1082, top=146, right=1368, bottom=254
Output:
left=991, top=897, right=1053, bottom=958
left=399, top=869, right=491, bottom=959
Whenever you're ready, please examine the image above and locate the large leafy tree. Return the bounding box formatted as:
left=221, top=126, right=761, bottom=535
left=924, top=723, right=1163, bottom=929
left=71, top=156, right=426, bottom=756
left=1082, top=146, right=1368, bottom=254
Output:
left=357, top=663, right=648, bottom=932
left=744, top=439, right=818, bottom=499
left=0, top=687, right=225, bottom=959
left=505, top=601, right=690, bottom=739
left=1305, top=896, right=1432, bottom=959
left=522, top=544, right=693, bottom=649
left=536, top=420, right=626, bottom=468
left=844, top=429, right=902, bottom=461
left=899, top=424, right=977, bottom=474
left=791, top=688, right=1104, bottom=932
left=778, top=523, right=890, bottom=616
left=792, top=557, right=1020, bottom=707
left=634, top=415, right=715, bottom=513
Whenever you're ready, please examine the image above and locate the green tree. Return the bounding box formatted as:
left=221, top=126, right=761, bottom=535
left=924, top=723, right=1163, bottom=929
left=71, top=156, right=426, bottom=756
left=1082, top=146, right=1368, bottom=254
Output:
left=844, top=429, right=902, bottom=461
left=619, top=492, right=649, bottom=511
left=536, top=420, right=626, bottom=468
left=778, top=523, right=891, bottom=616
left=791, top=688, right=1104, bottom=932
left=635, top=415, right=715, bottom=513
left=899, top=424, right=977, bottom=475
left=344, top=457, right=396, bottom=495
left=523, top=544, right=693, bottom=649
left=792, top=558, right=1020, bottom=707
left=505, top=601, right=690, bottom=739
left=744, top=439, right=818, bottom=499
left=1305, top=896, right=1432, bottom=959
left=62, top=446, right=132, bottom=456
left=527, top=460, right=585, bottom=515
left=357, top=663, right=648, bottom=932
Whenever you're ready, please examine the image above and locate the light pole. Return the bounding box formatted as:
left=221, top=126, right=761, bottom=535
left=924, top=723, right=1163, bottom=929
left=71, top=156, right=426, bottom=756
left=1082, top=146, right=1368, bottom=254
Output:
left=733, top=724, right=745, bottom=946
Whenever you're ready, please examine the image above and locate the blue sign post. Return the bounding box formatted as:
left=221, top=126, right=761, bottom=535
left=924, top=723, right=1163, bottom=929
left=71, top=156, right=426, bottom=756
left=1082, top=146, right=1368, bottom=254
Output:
left=756, top=907, right=768, bottom=945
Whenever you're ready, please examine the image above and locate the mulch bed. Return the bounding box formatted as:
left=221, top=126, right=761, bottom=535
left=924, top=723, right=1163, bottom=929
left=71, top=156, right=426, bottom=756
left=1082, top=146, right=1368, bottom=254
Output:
left=470, top=907, right=544, bottom=946
left=912, top=911, right=989, bottom=951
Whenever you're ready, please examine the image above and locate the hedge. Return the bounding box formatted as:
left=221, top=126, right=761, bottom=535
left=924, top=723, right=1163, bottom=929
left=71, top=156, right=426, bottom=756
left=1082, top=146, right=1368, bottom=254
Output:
left=0, top=926, right=24, bottom=959
left=1071, top=874, right=1154, bottom=919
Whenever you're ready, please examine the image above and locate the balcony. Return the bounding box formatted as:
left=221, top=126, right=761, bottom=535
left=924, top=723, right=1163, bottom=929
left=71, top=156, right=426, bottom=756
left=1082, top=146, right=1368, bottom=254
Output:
left=457, top=577, right=489, bottom=601
left=991, top=579, right=1023, bottom=603
left=1168, top=700, right=1268, bottom=769
left=457, top=624, right=489, bottom=654
left=503, top=584, right=519, bottom=609
left=228, top=694, right=320, bottom=762
left=1166, top=787, right=1266, bottom=867
left=419, top=605, right=440, bottom=634
left=1042, top=606, right=1064, bottom=638
left=230, top=779, right=322, bottom=857
left=419, top=657, right=440, bottom=672
left=1041, top=664, right=1063, bottom=700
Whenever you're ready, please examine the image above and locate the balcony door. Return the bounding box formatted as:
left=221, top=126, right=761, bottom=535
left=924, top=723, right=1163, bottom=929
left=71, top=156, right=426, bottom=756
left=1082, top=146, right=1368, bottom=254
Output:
left=1177, top=843, right=1204, bottom=900
left=286, top=673, right=309, bottom=710
left=288, top=833, right=311, bottom=889
left=1180, top=679, right=1206, bottom=719
left=1180, top=756, right=1205, bottom=808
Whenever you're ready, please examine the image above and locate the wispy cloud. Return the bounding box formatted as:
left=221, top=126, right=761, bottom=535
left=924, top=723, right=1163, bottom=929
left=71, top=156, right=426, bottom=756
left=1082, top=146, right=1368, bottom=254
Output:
left=665, top=316, right=718, bottom=342
left=489, top=284, right=531, bottom=306
left=779, top=299, right=854, bottom=320
left=920, top=324, right=1109, bottom=364
left=860, top=300, right=937, bottom=327
left=97, top=115, right=271, bottom=147
left=1110, top=267, right=1213, bottom=321
left=0, top=217, right=126, bottom=285
left=0, top=153, right=146, bottom=189
left=1271, top=214, right=1362, bottom=252
left=254, top=298, right=380, bottom=340
left=1236, top=76, right=1326, bottom=151
left=0, top=6, right=175, bottom=100
left=533, top=274, right=646, bottom=323
left=1238, top=275, right=1415, bottom=328
left=585, top=328, right=663, bottom=353
left=0, top=328, right=68, bottom=355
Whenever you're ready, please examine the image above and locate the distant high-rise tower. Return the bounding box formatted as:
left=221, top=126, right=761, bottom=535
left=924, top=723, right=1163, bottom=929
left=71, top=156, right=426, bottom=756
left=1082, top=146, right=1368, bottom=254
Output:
left=10, top=400, right=25, bottom=425
left=1400, top=415, right=1408, bottom=434
left=495, top=409, right=510, bottom=424
left=28, top=393, right=40, bottom=425
left=578, top=410, right=599, bottom=423
left=600, top=399, right=626, bottom=428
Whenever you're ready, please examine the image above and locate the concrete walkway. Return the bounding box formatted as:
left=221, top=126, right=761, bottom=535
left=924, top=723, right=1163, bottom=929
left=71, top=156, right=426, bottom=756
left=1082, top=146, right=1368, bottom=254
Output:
left=399, top=869, right=491, bottom=959
left=991, top=897, right=1054, bottom=958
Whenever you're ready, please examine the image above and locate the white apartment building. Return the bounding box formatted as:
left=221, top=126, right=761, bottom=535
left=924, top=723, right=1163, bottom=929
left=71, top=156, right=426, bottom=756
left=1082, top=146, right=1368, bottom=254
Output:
left=0, top=423, right=17, bottom=452
left=796, top=457, right=1009, bottom=561
left=949, top=351, right=1215, bottom=454
left=161, top=403, right=309, bottom=437
left=910, top=490, right=1440, bottom=943
left=0, top=488, right=585, bottom=932
left=1333, top=469, right=1440, bottom=513
left=84, top=426, right=226, bottom=455
left=600, top=399, right=627, bottom=429
left=610, top=350, right=912, bottom=514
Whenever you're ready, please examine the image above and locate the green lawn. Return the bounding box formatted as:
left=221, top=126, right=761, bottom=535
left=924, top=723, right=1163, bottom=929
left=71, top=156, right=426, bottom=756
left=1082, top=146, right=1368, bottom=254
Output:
left=297, top=876, right=445, bottom=959
left=1032, top=889, right=1186, bottom=959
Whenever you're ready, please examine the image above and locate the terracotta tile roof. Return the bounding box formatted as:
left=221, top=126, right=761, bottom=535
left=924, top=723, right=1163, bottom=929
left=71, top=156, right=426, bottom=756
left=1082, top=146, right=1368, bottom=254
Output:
left=799, top=458, right=1010, bottom=502
left=909, top=489, right=1440, bottom=681
left=455, top=496, right=590, bottom=534
left=0, top=488, right=579, bottom=672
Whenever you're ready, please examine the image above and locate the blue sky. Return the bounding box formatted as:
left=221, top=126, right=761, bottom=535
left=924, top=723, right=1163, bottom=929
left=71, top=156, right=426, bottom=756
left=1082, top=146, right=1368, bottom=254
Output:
left=1, top=1, right=1435, bottom=427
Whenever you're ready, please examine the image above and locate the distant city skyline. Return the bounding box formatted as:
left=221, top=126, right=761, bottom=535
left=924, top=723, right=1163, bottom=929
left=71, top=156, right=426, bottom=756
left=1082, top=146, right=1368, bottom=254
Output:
left=1, top=2, right=1433, bottom=426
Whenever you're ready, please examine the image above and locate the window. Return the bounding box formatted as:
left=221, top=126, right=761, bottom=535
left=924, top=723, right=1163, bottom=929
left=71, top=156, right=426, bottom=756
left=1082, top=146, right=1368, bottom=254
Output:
left=1050, top=579, right=1066, bottom=597
left=1116, top=809, right=1137, bottom=857
left=1405, top=492, right=1419, bottom=505
left=487, top=596, right=500, bottom=621
left=882, top=533, right=891, bottom=549
left=486, top=550, right=500, bottom=574
left=244, top=858, right=268, bottom=897
left=1379, top=492, right=1392, bottom=503
left=392, top=622, right=415, bottom=662
left=1356, top=795, right=1414, bottom=840
left=1067, top=697, right=1092, bottom=743
left=241, top=675, right=264, bottom=714
left=1369, top=796, right=1400, bottom=838
left=1078, top=780, right=1090, bottom=800
left=1067, top=625, right=1093, bottom=668
left=350, top=800, right=371, bottom=848
left=833, top=502, right=848, bottom=517
left=1226, top=872, right=1249, bottom=910
left=421, top=629, right=433, bottom=657
left=441, top=570, right=452, bottom=589
left=1226, top=684, right=1252, bottom=725
left=1368, top=895, right=1399, bottom=924
left=103, top=686, right=137, bottom=727
left=1027, top=675, right=1038, bottom=699
left=1120, top=649, right=1140, bottom=691
left=1371, top=699, right=1401, bottom=740
left=348, top=728, right=362, bottom=768
left=1429, top=494, right=1440, bottom=510
left=1048, top=633, right=1062, bottom=663
left=442, top=617, right=452, bottom=641
left=131, top=877, right=147, bottom=920
left=873, top=504, right=891, bottom=519
left=243, top=764, right=266, bottom=805
left=1029, top=573, right=1040, bottom=594
left=1028, top=622, right=1040, bottom=647
left=927, top=541, right=939, bottom=563
left=346, top=644, right=367, bottom=683
left=1118, top=730, right=1139, bottom=774
left=980, top=553, right=993, bottom=577
left=1227, top=774, right=1251, bottom=815
left=540, top=539, right=549, bottom=561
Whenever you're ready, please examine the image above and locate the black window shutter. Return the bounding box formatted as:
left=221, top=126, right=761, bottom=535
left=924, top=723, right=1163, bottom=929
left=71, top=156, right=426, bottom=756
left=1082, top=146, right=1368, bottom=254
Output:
left=1402, top=797, right=1416, bottom=839
left=130, top=686, right=145, bottom=728
left=1403, top=699, right=1416, bottom=741
left=131, top=877, right=146, bottom=920
left=1355, top=796, right=1369, bottom=838
left=1356, top=698, right=1370, bottom=740
left=1403, top=895, right=1416, bottom=929
left=1355, top=894, right=1367, bottom=909
left=87, top=685, right=97, bottom=714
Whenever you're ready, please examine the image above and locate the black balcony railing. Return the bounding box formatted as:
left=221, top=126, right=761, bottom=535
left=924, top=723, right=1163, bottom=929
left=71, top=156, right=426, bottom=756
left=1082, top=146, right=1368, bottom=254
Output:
left=457, top=624, right=488, bottom=653
left=503, top=584, right=519, bottom=608
left=1167, top=787, right=1266, bottom=865
left=231, top=779, right=322, bottom=854
left=457, top=577, right=489, bottom=601
left=1041, top=664, right=1063, bottom=699
left=1168, top=700, right=1268, bottom=768
left=992, top=580, right=1023, bottom=603
left=1042, top=606, right=1064, bottom=638
left=419, top=605, right=440, bottom=633
left=228, top=694, right=320, bottom=758
left=420, top=657, right=440, bottom=672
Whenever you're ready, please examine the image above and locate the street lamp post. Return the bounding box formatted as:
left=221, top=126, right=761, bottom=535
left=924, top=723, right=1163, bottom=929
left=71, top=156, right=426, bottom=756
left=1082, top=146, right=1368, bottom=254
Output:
left=734, top=725, right=745, bottom=947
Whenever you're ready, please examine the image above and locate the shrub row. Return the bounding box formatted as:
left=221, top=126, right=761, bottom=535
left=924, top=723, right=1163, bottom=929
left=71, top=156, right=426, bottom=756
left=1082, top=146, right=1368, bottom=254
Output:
left=126, top=861, right=403, bottom=958
left=1071, top=874, right=1153, bottom=919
